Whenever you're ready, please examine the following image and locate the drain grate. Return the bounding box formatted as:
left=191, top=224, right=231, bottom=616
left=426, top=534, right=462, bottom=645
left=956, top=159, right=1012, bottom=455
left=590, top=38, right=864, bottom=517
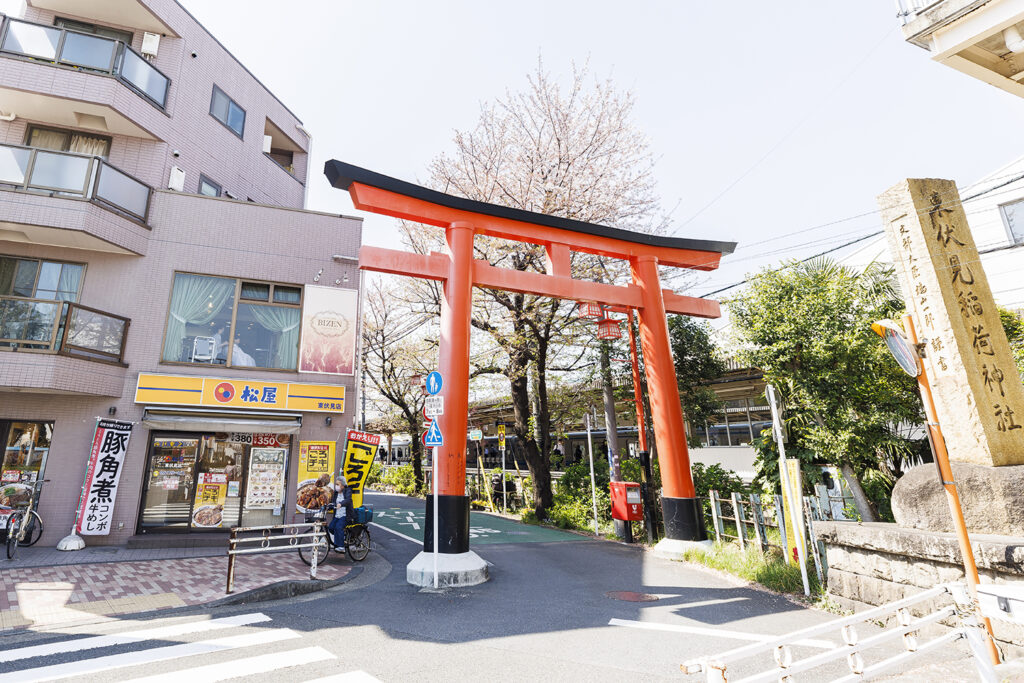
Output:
left=605, top=590, right=659, bottom=602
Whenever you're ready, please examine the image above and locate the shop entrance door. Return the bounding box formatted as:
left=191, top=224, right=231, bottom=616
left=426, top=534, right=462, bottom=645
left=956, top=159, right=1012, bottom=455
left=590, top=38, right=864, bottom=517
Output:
left=139, top=435, right=200, bottom=530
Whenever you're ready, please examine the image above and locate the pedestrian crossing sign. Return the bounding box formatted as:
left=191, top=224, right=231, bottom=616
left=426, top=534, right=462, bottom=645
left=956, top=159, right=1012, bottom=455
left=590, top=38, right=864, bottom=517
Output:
left=425, top=419, right=443, bottom=447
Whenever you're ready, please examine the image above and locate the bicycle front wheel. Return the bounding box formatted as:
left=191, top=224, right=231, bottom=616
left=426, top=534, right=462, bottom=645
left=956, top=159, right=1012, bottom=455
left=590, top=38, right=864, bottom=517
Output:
left=346, top=526, right=371, bottom=562
left=6, top=512, right=23, bottom=560
left=297, top=526, right=331, bottom=567
left=20, top=510, right=43, bottom=547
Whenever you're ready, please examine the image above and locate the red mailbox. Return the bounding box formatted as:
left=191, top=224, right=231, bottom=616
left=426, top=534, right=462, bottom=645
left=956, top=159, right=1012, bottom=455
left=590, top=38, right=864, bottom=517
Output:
left=610, top=481, right=644, bottom=521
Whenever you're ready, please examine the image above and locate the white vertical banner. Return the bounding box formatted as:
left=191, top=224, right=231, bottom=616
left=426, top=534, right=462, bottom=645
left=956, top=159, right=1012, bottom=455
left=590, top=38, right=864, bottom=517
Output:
left=75, top=419, right=133, bottom=536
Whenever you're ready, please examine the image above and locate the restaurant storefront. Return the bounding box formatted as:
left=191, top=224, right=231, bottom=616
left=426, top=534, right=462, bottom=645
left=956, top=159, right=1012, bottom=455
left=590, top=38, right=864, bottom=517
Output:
left=133, top=373, right=345, bottom=534
left=0, top=421, right=53, bottom=527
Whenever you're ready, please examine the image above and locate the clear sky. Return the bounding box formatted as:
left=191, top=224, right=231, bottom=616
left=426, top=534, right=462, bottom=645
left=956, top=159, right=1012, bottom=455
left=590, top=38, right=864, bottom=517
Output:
left=97, top=2, right=1024, bottom=294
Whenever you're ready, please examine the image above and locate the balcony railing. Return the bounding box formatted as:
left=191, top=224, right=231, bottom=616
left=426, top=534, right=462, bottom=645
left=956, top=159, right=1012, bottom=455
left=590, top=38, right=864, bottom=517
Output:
left=0, top=15, right=170, bottom=109
left=0, top=296, right=130, bottom=364
left=0, top=142, right=152, bottom=223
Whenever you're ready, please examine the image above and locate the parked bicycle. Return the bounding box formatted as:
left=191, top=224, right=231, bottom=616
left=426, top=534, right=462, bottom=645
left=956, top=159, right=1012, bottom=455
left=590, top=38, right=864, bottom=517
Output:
left=297, top=503, right=372, bottom=566
left=4, top=479, right=48, bottom=560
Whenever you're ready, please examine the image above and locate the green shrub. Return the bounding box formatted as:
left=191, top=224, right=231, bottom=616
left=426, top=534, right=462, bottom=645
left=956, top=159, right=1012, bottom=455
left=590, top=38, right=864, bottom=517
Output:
left=363, top=461, right=383, bottom=489
left=691, top=462, right=746, bottom=498
left=380, top=464, right=418, bottom=496
left=548, top=489, right=611, bottom=530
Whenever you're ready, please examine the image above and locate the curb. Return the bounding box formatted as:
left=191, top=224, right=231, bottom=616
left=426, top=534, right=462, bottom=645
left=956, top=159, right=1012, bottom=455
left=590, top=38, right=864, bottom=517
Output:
left=210, top=564, right=364, bottom=606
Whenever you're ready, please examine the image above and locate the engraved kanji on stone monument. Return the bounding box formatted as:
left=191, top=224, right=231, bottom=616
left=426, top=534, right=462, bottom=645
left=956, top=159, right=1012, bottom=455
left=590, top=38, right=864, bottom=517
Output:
left=878, top=178, right=1024, bottom=467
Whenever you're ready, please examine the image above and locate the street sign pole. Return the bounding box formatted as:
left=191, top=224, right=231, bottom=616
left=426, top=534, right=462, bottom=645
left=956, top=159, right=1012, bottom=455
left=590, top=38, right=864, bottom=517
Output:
left=424, top=371, right=443, bottom=590
left=433, top=444, right=439, bottom=589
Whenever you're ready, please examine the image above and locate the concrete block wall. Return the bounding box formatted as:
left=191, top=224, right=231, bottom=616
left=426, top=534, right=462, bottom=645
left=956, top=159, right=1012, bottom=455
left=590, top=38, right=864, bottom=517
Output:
left=817, top=521, right=1024, bottom=654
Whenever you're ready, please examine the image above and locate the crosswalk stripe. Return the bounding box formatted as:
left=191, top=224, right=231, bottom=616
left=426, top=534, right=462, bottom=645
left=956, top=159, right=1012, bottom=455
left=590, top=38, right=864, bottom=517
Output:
left=0, top=613, right=272, bottom=664
left=124, top=646, right=336, bottom=682
left=0, top=628, right=300, bottom=682
left=304, top=673, right=382, bottom=683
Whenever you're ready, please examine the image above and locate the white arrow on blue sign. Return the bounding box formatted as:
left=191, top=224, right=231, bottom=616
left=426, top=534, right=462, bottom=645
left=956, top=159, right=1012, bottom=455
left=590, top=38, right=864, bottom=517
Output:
left=425, top=419, right=444, bottom=447
left=426, top=371, right=443, bottom=396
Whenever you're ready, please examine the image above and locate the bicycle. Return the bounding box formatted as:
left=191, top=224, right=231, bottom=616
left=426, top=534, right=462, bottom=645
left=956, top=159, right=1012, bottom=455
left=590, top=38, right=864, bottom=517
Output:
left=4, top=479, right=47, bottom=560
left=297, top=504, right=372, bottom=566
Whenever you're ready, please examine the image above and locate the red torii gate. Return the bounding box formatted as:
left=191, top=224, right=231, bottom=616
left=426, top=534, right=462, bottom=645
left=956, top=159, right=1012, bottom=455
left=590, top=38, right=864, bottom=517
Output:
left=326, top=161, right=735, bottom=585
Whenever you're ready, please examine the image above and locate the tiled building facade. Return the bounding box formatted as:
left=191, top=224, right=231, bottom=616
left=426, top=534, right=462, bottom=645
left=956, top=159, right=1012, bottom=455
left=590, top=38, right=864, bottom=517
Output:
left=0, top=0, right=363, bottom=546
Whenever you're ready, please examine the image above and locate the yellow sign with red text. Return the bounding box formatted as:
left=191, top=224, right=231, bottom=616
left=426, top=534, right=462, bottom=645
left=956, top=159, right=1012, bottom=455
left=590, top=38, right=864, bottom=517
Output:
left=135, top=373, right=345, bottom=413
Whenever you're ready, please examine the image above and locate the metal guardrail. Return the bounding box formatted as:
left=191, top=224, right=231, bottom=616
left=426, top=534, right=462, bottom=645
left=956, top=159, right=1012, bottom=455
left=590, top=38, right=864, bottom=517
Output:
left=226, top=521, right=325, bottom=594
left=683, top=584, right=998, bottom=682
left=0, top=142, right=153, bottom=223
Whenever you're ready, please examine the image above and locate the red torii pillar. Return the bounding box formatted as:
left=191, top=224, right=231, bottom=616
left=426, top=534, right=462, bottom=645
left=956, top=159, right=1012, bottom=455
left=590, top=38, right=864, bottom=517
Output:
left=326, top=161, right=735, bottom=584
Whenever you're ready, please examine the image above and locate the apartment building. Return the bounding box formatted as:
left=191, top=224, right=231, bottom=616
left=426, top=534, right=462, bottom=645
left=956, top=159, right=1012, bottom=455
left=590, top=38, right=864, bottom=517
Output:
left=0, top=0, right=363, bottom=546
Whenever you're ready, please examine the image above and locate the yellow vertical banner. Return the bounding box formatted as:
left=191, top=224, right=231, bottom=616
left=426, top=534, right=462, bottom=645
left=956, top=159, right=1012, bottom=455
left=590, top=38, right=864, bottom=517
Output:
left=780, top=457, right=805, bottom=565
left=296, top=441, right=336, bottom=513
left=343, top=430, right=380, bottom=508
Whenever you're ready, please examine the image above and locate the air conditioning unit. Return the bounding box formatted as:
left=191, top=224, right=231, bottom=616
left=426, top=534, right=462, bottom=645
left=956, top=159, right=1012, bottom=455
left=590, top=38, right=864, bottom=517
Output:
left=262, top=135, right=273, bottom=154
left=141, top=33, right=160, bottom=59
left=168, top=166, right=185, bottom=192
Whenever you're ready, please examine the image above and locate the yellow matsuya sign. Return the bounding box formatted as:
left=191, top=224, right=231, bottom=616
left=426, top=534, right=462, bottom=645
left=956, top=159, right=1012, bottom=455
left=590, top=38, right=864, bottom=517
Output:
left=135, top=373, right=345, bottom=413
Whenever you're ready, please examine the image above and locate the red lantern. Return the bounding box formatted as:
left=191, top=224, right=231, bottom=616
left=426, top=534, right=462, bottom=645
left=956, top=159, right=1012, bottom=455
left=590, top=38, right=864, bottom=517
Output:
left=578, top=301, right=603, bottom=319
left=597, top=318, right=622, bottom=340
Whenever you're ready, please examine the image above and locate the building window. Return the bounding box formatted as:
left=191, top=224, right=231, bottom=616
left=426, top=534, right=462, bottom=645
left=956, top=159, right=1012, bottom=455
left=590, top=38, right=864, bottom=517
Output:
left=162, top=273, right=302, bottom=370
left=701, top=396, right=771, bottom=447
left=0, top=256, right=84, bottom=301
left=198, top=175, right=222, bottom=198
left=54, top=17, right=132, bottom=44
left=210, top=85, right=246, bottom=138
left=26, top=125, right=111, bottom=158
left=999, top=199, right=1024, bottom=245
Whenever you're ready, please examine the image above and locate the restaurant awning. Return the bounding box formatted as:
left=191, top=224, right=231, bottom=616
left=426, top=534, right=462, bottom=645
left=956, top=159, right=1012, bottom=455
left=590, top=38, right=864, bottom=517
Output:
left=142, top=407, right=302, bottom=434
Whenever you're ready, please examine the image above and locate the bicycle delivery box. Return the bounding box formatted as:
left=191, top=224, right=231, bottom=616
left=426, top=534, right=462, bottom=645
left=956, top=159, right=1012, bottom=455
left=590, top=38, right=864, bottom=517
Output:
left=354, top=505, right=374, bottom=524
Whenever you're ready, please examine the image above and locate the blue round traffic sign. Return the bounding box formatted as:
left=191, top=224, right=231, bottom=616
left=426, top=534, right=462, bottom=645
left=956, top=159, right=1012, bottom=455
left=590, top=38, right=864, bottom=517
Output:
left=426, top=371, right=443, bottom=396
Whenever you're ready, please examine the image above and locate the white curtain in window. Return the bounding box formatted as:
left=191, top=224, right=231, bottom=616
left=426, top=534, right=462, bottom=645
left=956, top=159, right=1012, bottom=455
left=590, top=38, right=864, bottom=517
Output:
left=161, top=274, right=235, bottom=361
left=28, top=129, right=68, bottom=152
left=247, top=305, right=300, bottom=369
left=56, top=265, right=83, bottom=302
left=69, top=135, right=108, bottom=158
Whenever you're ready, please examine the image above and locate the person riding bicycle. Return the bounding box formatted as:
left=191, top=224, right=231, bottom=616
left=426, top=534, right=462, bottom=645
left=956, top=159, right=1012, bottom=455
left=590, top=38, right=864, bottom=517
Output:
left=327, top=475, right=354, bottom=548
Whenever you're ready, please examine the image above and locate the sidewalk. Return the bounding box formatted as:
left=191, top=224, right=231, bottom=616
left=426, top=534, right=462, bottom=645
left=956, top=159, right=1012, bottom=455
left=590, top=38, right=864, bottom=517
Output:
left=0, top=545, right=352, bottom=633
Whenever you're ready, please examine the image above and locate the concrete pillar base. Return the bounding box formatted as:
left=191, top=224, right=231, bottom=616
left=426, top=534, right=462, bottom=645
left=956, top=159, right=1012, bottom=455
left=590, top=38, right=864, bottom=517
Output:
left=406, top=550, right=489, bottom=588
left=652, top=537, right=712, bottom=561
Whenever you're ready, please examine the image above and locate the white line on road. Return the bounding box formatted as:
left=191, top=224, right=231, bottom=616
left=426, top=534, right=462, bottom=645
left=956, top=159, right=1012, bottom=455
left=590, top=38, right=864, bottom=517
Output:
left=655, top=596, right=747, bottom=608
left=608, top=618, right=835, bottom=649
left=0, top=628, right=300, bottom=682
left=370, top=522, right=419, bottom=544
left=0, top=613, right=272, bottom=663
left=125, top=646, right=336, bottom=682
left=304, top=672, right=383, bottom=683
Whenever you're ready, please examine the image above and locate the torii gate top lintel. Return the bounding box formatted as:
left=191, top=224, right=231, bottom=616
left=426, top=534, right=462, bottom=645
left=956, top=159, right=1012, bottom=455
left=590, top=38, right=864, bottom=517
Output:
left=325, top=160, right=736, bottom=271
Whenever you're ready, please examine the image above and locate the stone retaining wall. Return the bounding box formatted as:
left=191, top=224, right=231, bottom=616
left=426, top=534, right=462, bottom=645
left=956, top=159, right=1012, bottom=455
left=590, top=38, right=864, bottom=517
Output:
left=816, top=521, right=1024, bottom=654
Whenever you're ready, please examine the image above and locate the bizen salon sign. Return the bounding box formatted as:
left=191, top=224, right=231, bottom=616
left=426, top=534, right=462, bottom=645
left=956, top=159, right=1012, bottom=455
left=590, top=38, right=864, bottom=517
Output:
left=135, top=373, right=346, bottom=413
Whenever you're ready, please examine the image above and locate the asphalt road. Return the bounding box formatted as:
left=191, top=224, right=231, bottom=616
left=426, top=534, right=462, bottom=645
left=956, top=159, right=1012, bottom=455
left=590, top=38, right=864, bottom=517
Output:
left=0, top=492, right=978, bottom=681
